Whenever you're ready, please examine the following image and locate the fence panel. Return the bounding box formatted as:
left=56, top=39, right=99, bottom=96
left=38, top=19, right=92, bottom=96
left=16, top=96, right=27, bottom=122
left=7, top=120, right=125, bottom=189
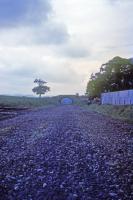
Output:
left=101, top=89, right=133, bottom=105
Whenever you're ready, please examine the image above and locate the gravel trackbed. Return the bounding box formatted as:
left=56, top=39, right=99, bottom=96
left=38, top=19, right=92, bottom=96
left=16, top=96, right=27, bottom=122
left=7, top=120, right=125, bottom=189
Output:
left=0, top=105, right=133, bottom=200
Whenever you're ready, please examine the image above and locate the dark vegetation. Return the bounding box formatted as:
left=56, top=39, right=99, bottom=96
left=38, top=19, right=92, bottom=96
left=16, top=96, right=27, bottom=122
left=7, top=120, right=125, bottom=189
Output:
left=0, top=95, right=58, bottom=108
left=0, top=95, right=132, bottom=123
left=0, top=95, right=85, bottom=121
left=85, top=56, right=133, bottom=123
left=85, top=104, right=133, bottom=123
left=86, top=56, right=133, bottom=97
left=0, top=95, right=83, bottom=108
left=32, top=79, right=50, bottom=98
left=0, top=95, right=57, bottom=121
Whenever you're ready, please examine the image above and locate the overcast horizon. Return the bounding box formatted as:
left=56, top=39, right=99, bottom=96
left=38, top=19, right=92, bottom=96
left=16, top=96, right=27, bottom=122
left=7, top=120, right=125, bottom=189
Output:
left=0, top=0, right=133, bottom=96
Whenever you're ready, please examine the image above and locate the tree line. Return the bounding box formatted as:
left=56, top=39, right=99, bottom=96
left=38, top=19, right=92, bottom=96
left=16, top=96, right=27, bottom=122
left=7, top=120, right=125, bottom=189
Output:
left=86, top=56, right=133, bottom=98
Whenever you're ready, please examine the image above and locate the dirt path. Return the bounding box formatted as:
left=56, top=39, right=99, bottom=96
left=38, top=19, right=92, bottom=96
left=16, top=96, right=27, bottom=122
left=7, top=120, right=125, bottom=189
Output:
left=0, top=105, right=133, bottom=200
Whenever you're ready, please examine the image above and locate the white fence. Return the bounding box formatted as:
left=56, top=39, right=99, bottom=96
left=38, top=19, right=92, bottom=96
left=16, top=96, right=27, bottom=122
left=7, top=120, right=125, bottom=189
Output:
left=101, top=89, right=133, bottom=105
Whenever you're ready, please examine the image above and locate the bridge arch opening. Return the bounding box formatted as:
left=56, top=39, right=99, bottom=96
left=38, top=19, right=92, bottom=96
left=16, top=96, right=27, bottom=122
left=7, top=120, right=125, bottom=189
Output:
left=60, top=97, right=73, bottom=105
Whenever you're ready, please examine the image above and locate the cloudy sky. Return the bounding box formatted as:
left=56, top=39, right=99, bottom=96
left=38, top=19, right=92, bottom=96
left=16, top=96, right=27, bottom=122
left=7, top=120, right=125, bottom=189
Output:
left=0, top=0, right=133, bottom=96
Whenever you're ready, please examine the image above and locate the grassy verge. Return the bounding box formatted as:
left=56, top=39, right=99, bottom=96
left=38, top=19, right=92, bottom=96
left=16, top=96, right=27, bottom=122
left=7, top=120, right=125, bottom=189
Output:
left=0, top=95, right=85, bottom=108
left=82, top=104, right=133, bottom=123
left=0, top=95, right=60, bottom=108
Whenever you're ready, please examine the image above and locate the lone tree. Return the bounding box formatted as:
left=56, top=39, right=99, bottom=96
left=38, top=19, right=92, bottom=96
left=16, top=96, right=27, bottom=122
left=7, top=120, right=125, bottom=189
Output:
left=32, top=78, right=50, bottom=97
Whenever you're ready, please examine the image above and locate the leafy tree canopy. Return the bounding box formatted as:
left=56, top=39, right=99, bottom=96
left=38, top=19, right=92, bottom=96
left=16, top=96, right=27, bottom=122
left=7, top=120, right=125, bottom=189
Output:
left=32, top=78, right=50, bottom=97
left=86, top=57, right=133, bottom=97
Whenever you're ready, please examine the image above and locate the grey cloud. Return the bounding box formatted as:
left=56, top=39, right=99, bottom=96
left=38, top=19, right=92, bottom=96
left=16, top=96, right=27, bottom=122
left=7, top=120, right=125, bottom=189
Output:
left=33, top=23, right=69, bottom=45
left=65, top=48, right=89, bottom=58
left=9, top=67, right=37, bottom=77
left=0, top=64, right=37, bottom=78
left=38, top=63, right=82, bottom=84
left=108, top=0, right=120, bottom=3
left=0, top=57, right=81, bottom=86
left=105, top=43, right=133, bottom=51
left=0, top=0, right=70, bottom=45
left=59, top=45, right=90, bottom=58
left=43, top=70, right=81, bottom=84
left=0, top=0, right=51, bottom=27
left=107, top=0, right=133, bottom=5
left=0, top=21, right=70, bottom=45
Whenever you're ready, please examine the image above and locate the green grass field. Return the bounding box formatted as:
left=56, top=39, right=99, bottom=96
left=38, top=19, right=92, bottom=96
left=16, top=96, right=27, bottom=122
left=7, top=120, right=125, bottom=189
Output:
left=0, top=95, right=132, bottom=123
left=0, top=95, right=84, bottom=108
left=0, top=95, right=60, bottom=108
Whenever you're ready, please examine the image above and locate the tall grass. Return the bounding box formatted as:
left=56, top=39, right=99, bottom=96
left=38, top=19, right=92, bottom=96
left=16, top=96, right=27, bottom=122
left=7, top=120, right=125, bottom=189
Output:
left=86, top=104, right=133, bottom=123
left=0, top=95, right=83, bottom=108
left=0, top=95, right=59, bottom=108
